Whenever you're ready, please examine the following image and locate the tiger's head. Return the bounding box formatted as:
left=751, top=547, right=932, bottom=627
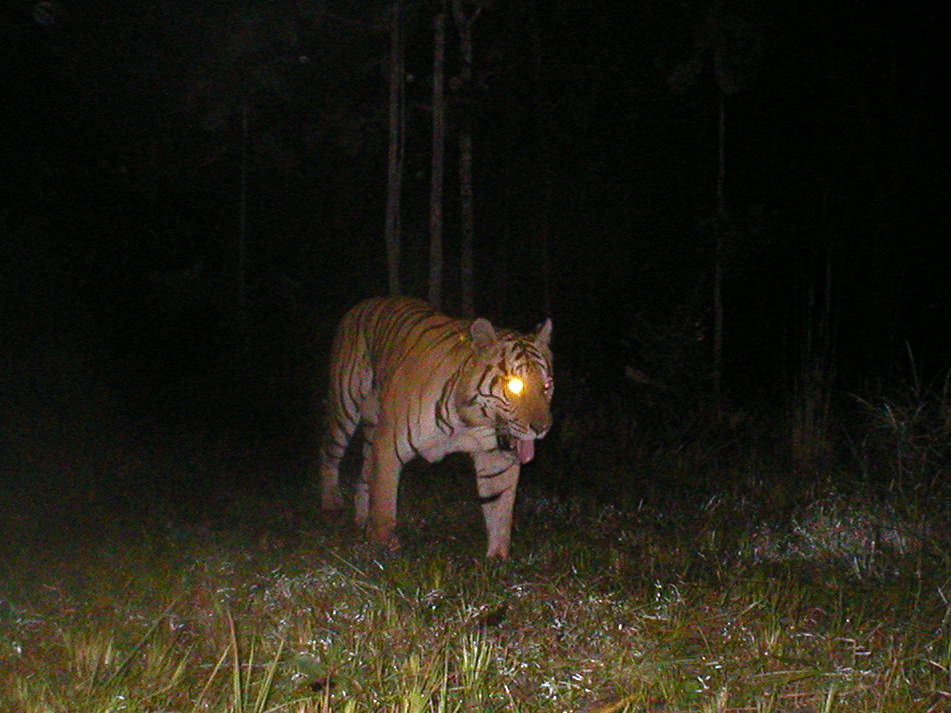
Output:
left=464, top=316, right=554, bottom=463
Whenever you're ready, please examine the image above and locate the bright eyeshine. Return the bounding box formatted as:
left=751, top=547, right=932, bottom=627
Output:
left=506, top=376, right=524, bottom=395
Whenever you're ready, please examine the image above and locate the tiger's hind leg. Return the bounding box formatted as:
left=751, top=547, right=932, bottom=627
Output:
left=353, top=394, right=380, bottom=528
left=318, top=414, right=354, bottom=512
left=318, top=352, right=372, bottom=513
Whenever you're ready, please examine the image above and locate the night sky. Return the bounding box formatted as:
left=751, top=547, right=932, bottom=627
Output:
left=2, top=1, right=947, bottom=477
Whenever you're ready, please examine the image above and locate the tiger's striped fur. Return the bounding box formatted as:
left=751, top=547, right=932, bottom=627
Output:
left=318, top=296, right=553, bottom=559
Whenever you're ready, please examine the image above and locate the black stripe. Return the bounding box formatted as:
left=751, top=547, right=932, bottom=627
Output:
left=435, top=363, right=464, bottom=435
left=477, top=484, right=513, bottom=505
left=404, top=320, right=461, bottom=357
left=477, top=464, right=513, bottom=478
left=404, top=408, right=422, bottom=461
left=395, top=426, right=409, bottom=466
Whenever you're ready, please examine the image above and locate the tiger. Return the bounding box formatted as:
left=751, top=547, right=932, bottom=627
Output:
left=317, top=296, right=553, bottom=559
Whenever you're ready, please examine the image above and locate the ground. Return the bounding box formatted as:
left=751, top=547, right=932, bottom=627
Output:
left=2, top=338, right=949, bottom=711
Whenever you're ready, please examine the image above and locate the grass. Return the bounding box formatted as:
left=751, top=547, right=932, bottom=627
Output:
left=3, top=450, right=951, bottom=713
left=3, top=354, right=951, bottom=712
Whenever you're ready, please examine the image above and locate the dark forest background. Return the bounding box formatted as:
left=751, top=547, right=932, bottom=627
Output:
left=2, top=0, right=947, bottom=492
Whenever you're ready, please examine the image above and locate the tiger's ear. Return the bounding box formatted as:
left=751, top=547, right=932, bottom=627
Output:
left=469, top=318, right=498, bottom=352
left=535, top=318, right=553, bottom=347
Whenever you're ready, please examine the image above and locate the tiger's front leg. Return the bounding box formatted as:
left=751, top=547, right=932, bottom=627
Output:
left=365, top=423, right=403, bottom=552
left=473, top=451, right=521, bottom=559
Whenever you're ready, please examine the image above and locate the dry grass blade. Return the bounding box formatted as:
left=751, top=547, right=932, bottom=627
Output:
left=191, top=643, right=232, bottom=713
left=585, top=693, right=639, bottom=713
left=254, top=637, right=285, bottom=713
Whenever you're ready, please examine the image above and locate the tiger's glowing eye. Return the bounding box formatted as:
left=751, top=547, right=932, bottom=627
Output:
left=506, top=376, right=524, bottom=395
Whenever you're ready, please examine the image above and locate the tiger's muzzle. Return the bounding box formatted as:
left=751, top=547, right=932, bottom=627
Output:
left=497, top=418, right=550, bottom=464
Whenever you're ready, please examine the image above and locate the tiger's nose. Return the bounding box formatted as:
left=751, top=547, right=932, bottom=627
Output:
left=531, top=420, right=550, bottom=438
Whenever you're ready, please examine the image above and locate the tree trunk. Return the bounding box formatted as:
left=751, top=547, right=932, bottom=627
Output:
left=712, top=87, right=726, bottom=418
left=384, top=0, right=403, bottom=297
left=427, top=3, right=446, bottom=310
left=237, top=99, right=250, bottom=366
left=530, top=3, right=553, bottom=317
left=451, top=0, right=478, bottom=317
left=495, top=131, right=515, bottom=315
left=459, top=124, right=474, bottom=316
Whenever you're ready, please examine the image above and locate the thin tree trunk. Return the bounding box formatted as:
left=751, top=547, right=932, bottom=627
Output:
left=451, top=0, right=478, bottom=317
left=530, top=3, right=553, bottom=317
left=495, top=131, right=515, bottom=316
left=237, top=99, right=250, bottom=366
left=712, top=88, right=726, bottom=417
left=459, top=125, right=474, bottom=316
left=384, top=0, right=403, bottom=297
left=427, top=3, right=446, bottom=310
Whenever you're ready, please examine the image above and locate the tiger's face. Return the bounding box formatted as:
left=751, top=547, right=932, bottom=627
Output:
left=466, top=317, right=553, bottom=464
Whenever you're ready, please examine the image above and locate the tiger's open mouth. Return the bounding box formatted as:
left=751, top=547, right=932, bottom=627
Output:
left=497, top=430, right=536, bottom=464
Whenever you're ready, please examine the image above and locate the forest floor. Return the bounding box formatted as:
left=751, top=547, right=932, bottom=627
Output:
left=2, top=340, right=950, bottom=712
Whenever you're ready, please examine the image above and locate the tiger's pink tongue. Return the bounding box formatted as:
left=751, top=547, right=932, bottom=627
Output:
left=517, top=438, right=535, bottom=464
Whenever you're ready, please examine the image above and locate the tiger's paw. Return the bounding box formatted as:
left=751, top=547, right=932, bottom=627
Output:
left=486, top=545, right=510, bottom=560
left=367, top=522, right=402, bottom=553
left=382, top=533, right=402, bottom=553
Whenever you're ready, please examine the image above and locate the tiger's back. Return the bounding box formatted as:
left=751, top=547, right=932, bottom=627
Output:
left=317, top=296, right=553, bottom=559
